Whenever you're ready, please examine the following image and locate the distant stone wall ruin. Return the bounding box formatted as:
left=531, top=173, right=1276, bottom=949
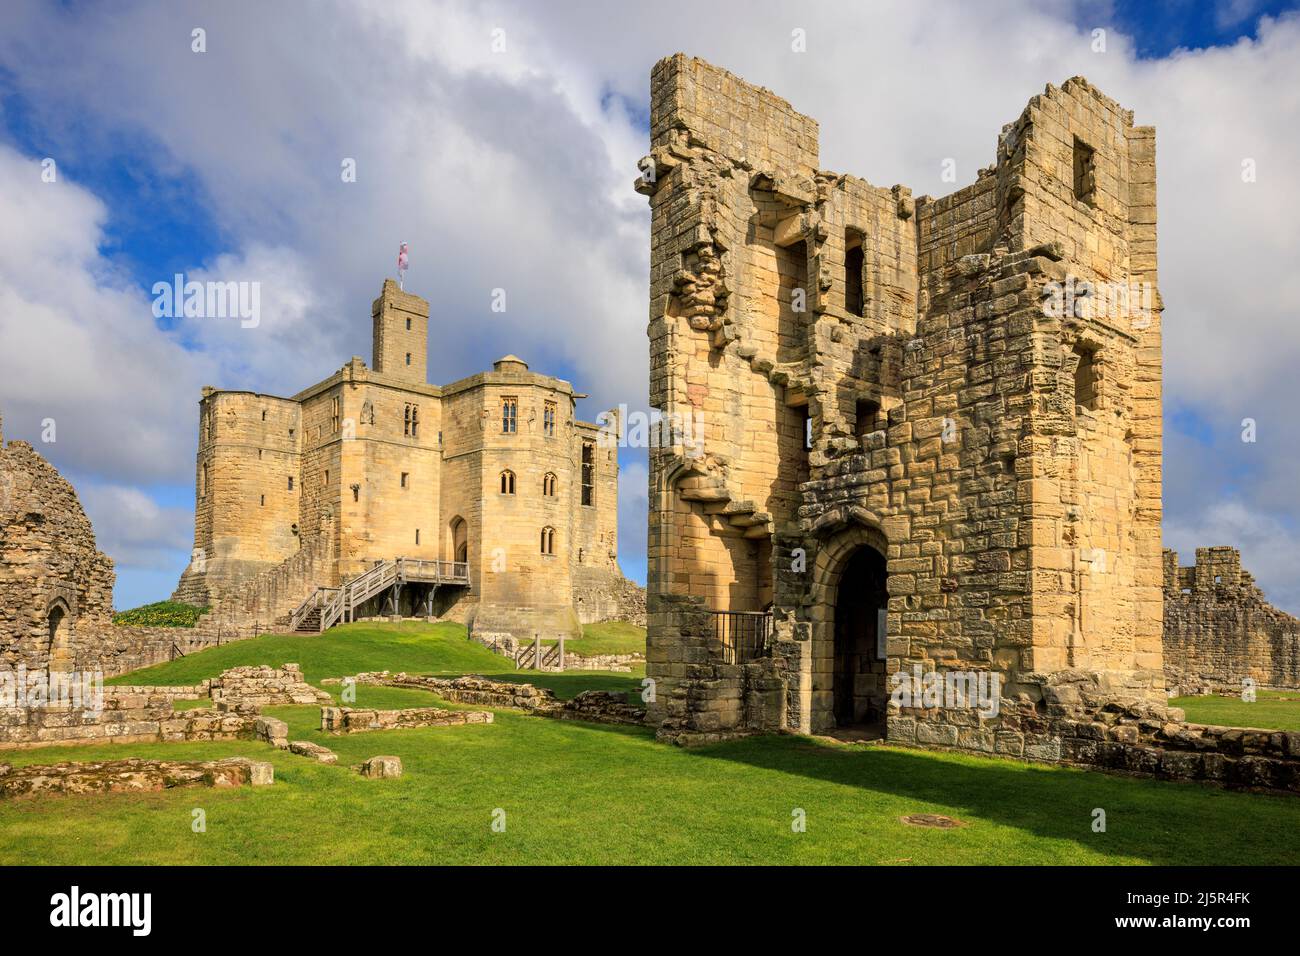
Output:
left=1163, top=547, right=1300, bottom=695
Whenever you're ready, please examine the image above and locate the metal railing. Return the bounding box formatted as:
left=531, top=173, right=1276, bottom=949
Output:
left=710, top=610, right=773, bottom=664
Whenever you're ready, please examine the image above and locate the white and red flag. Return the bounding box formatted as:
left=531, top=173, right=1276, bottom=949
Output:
left=397, top=241, right=409, bottom=288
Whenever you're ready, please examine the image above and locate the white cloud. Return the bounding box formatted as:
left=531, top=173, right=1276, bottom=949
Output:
left=1, top=0, right=1298, bottom=609
left=77, top=484, right=193, bottom=571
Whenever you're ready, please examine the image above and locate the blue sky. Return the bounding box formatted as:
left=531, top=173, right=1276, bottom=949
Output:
left=2, top=0, right=1299, bottom=612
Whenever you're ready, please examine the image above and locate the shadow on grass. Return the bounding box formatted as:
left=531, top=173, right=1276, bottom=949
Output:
left=562, top=724, right=1300, bottom=865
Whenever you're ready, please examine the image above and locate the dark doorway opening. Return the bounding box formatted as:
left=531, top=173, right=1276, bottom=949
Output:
left=833, top=546, right=888, bottom=731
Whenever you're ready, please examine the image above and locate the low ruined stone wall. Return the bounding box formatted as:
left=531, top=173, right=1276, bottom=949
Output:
left=209, top=664, right=331, bottom=709
left=0, top=756, right=273, bottom=798
left=551, top=690, right=646, bottom=726
left=0, top=664, right=318, bottom=749
left=345, top=672, right=646, bottom=725
left=320, top=705, right=493, bottom=733
left=0, top=695, right=259, bottom=750
left=347, top=672, right=557, bottom=710
left=889, top=690, right=1300, bottom=794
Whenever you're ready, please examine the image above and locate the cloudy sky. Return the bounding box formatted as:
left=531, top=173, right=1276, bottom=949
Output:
left=1, top=0, right=1299, bottom=612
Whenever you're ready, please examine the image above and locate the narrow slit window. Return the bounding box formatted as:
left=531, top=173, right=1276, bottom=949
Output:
left=581, top=442, right=595, bottom=506
left=1073, top=343, right=1100, bottom=411
left=844, top=230, right=865, bottom=317
left=1072, top=137, right=1096, bottom=205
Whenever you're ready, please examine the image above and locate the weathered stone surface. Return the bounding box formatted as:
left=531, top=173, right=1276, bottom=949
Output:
left=0, top=756, right=271, bottom=798
left=288, top=740, right=338, bottom=763
left=321, top=704, right=493, bottom=734
left=358, top=755, right=402, bottom=778
left=254, top=717, right=290, bottom=749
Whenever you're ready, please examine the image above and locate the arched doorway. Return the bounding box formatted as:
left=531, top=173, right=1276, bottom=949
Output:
left=832, top=546, right=889, bottom=729
left=448, top=516, right=468, bottom=564
left=46, top=599, right=72, bottom=672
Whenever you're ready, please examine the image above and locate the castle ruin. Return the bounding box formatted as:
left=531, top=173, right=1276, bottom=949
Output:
left=638, top=55, right=1165, bottom=747
left=1164, top=546, right=1300, bottom=695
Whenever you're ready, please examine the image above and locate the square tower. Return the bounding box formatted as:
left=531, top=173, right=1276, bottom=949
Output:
left=372, top=279, right=429, bottom=384
left=640, top=55, right=1164, bottom=748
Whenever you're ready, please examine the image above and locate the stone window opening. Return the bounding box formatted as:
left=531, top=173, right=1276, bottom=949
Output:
left=404, top=403, right=419, bottom=437
left=844, top=230, right=865, bottom=317
left=405, top=352, right=412, bottom=366
left=500, top=470, right=516, bottom=495
left=200, top=463, right=208, bottom=497
left=288, top=476, right=294, bottom=491
left=543, top=472, right=557, bottom=497
left=853, top=398, right=880, bottom=442
left=323, top=469, right=329, bottom=486
left=401, top=472, right=409, bottom=489
left=261, top=409, right=267, bottom=421
left=405, top=317, right=411, bottom=330
left=415, top=528, right=420, bottom=545
left=331, top=397, right=341, bottom=433
left=1072, top=343, right=1100, bottom=412
left=46, top=600, right=69, bottom=669
left=540, top=526, right=556, bottom=555
left=1072, top=137, right=1096, bottom=206
left=351, top=484, right=360, bottom=502
left=502, top=396, right=518, bottom=433
left=581, top=441, right=595, bottom=506
left=544, top=401, right=556, bottom=437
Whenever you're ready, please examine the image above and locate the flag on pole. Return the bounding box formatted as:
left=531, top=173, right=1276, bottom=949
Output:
left=397, top=241, right=409, bottom=289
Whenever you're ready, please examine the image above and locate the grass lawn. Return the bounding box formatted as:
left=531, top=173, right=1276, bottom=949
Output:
left=107, top=621, right=644, bottom=700
left=536, top=621, right=645, bottom=656
left=2, top=623, right=1295, bottom=865
left=1172, top=691, right=1300, bottom=732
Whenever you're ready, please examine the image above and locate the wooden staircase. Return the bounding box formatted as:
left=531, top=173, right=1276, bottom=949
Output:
left=290, top=557, right=469, bottom=634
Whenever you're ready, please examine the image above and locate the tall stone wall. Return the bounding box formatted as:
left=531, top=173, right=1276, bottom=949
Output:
left=639, top=56, right=1164, bottom=745
left=1163, top=547, right=1300, bottom=694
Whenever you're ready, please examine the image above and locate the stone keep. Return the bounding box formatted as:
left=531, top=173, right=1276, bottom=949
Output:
left=638, top=56, right=1164, bottom=742
left=174, top=280, right=628, bottom=643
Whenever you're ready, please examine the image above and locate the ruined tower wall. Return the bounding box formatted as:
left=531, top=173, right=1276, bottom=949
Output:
left=642, top=55, right=1165, bottom=745
left=0, top=440, right=115, bottom=670
left=1163, top=548, right=1300, bottom=693
left=999, top=80, right=1164, bottom=683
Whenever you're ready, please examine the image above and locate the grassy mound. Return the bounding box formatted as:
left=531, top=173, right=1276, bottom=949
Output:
left=105, top=620, right=643, bottom=699
left=112, top=600, right=208, bottom=628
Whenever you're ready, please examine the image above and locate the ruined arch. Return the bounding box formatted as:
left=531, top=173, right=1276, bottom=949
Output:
left=45, top=596, right=73, bottom=672
left=807, top=521, right=891, bottom=734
